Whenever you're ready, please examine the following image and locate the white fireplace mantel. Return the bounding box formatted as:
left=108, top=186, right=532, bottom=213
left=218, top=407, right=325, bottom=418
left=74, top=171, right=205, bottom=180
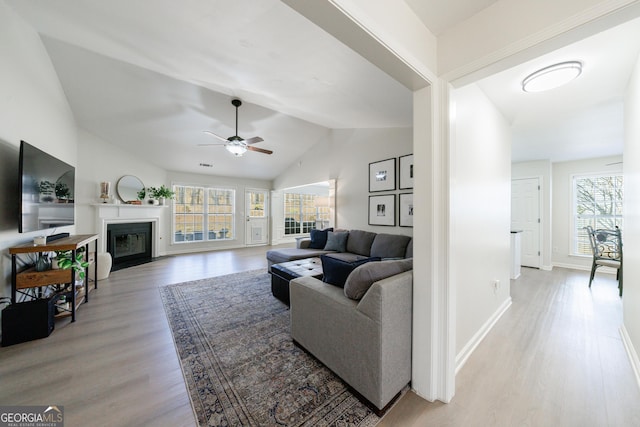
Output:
left=92, top=204, right=167, bottom=257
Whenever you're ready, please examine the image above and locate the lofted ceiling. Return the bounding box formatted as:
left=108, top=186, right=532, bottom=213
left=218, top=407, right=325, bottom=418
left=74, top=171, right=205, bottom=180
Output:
left=6, top=0, right=413, bottom=180
left=6, top=0, right=639, bottom=179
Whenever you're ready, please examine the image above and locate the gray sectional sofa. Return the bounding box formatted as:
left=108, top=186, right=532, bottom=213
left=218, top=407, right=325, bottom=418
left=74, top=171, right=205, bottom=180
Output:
left=267, top=229, right=413, bottom=412
left=266, top=229, right=413, bottom=271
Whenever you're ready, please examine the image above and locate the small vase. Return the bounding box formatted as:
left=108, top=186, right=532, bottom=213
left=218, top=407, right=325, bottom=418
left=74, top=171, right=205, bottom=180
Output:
left=35, top=253, right=51, bottom=272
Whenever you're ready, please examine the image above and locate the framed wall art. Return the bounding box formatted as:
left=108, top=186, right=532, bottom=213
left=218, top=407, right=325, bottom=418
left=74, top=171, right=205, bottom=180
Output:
left=369, top=158, right=396, bottom=192
left=399, top=154, right=414, bottom=190
left=399, top=193, right=414, bottom=227
left=369, top=194, right=396, bottom=226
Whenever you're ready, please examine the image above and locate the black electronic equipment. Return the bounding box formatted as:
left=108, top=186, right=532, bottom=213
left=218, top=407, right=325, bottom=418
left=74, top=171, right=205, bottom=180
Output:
left=46, top=232, right=70, bottom=243
left=19, top=140, right=75, bottom=233
left=1, top=299, right=55, bottom=346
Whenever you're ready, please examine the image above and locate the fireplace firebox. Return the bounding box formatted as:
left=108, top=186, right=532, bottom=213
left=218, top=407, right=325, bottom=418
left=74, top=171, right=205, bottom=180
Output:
left=107, top=222, right=152, bottom=271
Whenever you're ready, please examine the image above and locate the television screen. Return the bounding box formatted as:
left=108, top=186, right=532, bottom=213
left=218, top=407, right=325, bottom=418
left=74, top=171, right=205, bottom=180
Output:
left=19, top=140, right=75, bottom=233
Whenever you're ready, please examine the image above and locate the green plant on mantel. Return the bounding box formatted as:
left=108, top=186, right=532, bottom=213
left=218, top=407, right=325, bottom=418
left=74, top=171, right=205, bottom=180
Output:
left=147, top=185, right=175, bottom=200
left=55, top=248, right=90, bottom=279
left=137, top=188, right=146, bottom=200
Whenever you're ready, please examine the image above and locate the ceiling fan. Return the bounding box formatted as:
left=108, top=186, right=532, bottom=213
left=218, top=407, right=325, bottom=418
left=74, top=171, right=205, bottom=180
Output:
left=200, top=99, right=273, bottom=157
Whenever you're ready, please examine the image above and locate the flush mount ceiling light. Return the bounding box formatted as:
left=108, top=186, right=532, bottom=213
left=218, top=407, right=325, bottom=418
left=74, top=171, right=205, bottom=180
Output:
left=522, top=61, right=582, bottom=93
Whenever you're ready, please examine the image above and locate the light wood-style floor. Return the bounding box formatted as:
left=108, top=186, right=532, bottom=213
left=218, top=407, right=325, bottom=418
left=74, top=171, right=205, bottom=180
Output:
left=380, top=267, right=640, bottom=427
left=1, top=247, right=638, bottom=427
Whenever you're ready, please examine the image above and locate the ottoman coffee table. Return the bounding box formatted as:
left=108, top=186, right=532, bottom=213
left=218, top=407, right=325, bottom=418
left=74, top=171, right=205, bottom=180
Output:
left=270, top=257, right=323, bottom=305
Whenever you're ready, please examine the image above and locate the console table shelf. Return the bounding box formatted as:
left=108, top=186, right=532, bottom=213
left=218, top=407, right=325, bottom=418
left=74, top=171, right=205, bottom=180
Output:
left=15, top=267, right=71, bottom=289
left=9, top=234, right=98, bottom=323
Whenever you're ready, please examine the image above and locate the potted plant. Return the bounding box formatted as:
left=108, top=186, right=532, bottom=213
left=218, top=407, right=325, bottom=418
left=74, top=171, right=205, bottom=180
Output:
left=148, top=185, right=175, bottom=205
left=137, top=188, right=146, bottom=202
left=144, top=187, right=159, bottom=205
left=54, top=248, right=90, bottom=281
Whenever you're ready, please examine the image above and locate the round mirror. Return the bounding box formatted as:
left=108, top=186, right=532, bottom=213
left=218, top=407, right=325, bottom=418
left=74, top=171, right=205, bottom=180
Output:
left=117, top=175, right=145, bottom=202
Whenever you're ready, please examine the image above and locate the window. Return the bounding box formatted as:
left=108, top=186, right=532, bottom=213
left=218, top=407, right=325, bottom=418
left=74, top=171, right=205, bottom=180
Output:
left=248, top=191, right=266, bottom=218
left=173, top=185, right=235, bottom=243
left=284, top=192, right=330, bottom=235
left=573, top=174, right=623, bottom=255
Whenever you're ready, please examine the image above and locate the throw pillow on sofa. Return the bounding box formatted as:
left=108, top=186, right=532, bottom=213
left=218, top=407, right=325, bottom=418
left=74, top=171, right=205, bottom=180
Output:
left=309, top=227, right=333, bottom=249
left=321, top=255, right=380, bottom=288
left=344, top=258, right=413, bottom=300
left=323, top=231, right=349, bottom=252
left=370, top=233, right=412, bottom=259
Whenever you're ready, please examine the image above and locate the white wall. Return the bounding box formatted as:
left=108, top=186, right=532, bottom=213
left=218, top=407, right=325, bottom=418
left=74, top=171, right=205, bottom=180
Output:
left=512, top=160, right=553, bottom=270
left=551, top=156, right=623, bottom=270
left=76, top=129, right=166, bottom=229
left=451, top=84, right=512, bottom=366
left=0, top=2, right=77, bottom=300
left=274, top=127, right=413, bottom=236
left=622, top=53, right=640, bottom=387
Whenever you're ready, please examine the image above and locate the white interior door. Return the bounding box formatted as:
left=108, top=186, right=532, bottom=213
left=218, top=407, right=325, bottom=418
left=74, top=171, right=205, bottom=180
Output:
left=245, top=189, right=269, bottom=246
left=511, top=178, right=541, bottom=268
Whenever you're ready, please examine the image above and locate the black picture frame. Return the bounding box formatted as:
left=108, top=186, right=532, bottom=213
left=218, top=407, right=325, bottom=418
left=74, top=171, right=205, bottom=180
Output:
left=399, top=193, right=413, bottom=227
left=369, top=158, right=396, bottom=192
left=399, top=154, right=414, bottom=190
left=369, top=194, right=396, bottom=226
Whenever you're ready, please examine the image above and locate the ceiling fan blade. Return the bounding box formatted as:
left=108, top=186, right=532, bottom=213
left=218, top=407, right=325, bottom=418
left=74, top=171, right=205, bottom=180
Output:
left=203, top=130, right=229, bottom=143
left=247, top=146, right=273, bottom=155
left=244, top=136, right=264, bottom=145
left=198, top=143, right=227, bottom=147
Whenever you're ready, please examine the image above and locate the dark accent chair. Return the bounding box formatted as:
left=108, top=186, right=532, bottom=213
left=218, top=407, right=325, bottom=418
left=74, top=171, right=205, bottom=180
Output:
left=585, top=226, right=623, bottom=296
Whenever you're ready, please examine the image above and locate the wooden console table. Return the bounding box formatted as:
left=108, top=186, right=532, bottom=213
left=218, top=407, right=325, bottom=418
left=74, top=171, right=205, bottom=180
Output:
left=9, top=234, right=99, bottom=322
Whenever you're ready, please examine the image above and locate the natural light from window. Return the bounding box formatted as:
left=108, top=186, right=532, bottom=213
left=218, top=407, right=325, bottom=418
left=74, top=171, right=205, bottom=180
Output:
left=573, top=174, right=623, bottom=255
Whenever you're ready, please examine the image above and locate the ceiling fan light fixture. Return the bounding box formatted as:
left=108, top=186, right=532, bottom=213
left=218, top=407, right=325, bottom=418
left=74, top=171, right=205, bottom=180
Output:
left=522, top=61, right=582, bottom=93
left=225, top=144, right=247, bottom=157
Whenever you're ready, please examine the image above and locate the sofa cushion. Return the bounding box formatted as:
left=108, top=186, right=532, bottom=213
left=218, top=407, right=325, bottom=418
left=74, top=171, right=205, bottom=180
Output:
left=346, top=230, right=377, bottom=256
left=321, top=255, right=380, bottom=288
left=324, top=252, right=370, bottom=263
left=405, top=238, right=413, bottom=258
left=309, top=227, right=333, bottom=249
left=324, top=231, right=349, bottom=252
left=266, top=248, right=333, bottom=266
left=370, top=233, right=412, bottom=259
left=344, top=258, right=413, bottom=300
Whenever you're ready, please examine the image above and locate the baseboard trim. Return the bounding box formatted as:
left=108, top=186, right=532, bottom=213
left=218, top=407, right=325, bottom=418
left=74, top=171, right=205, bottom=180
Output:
left=552, top=262, right=618, bottom=275
left=455, top=297, right=512, bottom=374
left=620, top=324, right=640, bottom=392
left=552, top=262, right=590, bottom=271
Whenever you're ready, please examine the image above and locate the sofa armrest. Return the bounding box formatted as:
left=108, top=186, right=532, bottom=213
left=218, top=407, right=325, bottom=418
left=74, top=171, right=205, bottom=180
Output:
left=290, top=271, right=412, bottom=410
left=296, top=237, right=312, bottom=249
left=357, top=270, right=413, bottom=320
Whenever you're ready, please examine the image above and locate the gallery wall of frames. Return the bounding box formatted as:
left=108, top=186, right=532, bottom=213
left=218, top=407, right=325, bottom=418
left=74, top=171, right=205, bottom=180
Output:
left=368, top=154, right=413, bottom=227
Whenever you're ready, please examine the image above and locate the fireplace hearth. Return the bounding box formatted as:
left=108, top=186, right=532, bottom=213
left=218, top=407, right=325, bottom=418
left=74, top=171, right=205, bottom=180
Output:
left=107, top=222, right=153, bottom=271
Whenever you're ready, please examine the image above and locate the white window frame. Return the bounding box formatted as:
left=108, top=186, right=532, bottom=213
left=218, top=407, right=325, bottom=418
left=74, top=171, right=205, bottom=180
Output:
left=172, top=184, right=236, bottom=244
left=571, top=173, right=623, bottom=256
left=283, top=192, right=330, bottom=236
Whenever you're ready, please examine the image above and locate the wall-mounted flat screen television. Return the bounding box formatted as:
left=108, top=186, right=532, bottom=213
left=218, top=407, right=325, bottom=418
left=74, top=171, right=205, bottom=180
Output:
left=19, top=140, right=75, bottom=233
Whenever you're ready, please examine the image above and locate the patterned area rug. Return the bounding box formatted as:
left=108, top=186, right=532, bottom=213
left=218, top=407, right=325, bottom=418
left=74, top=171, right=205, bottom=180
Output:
left=160, top=269, right=379, bottom=427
